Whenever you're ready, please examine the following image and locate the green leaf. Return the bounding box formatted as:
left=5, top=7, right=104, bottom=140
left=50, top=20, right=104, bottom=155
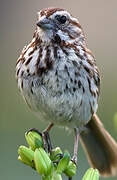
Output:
left=56, top=151, right=70, bottom=174
left=18, top=145, right=34, bottom=168
left=34, top=148, right=52, bottom=176
left=64, top=160, right=76, bottom=177
left=25, top=130, right=43, bottom=150
left=82, top=168, right=99, bottom=180
left=50, top=147, right=63, bottom=161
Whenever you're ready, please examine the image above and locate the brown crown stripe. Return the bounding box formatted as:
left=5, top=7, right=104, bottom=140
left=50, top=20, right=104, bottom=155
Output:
left=40, top=7, right=64, bottom=17
left=43, top=8, right=65, bottom=17
left=25, top=56, right=32, bottom=66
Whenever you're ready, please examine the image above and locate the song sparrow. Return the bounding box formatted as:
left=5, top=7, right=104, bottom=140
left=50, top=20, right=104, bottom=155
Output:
left=16, top=7, right=117, bottom=176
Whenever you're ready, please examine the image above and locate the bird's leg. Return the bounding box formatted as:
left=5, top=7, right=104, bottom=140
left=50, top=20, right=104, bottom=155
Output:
left=72, top=128, right=79, bottom=165
left=42, top=123, right=54, bottom=152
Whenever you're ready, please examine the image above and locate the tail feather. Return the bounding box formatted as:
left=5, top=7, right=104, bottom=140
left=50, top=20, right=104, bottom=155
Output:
left=80, top=114, right=117, bottom=177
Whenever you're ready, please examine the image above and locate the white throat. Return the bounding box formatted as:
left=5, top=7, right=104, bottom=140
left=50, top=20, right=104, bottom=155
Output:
left=38, top=28, right=54, bottom=44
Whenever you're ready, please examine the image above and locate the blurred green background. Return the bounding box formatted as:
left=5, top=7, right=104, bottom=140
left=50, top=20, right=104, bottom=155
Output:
left=1, top=0, right=117, bottom=179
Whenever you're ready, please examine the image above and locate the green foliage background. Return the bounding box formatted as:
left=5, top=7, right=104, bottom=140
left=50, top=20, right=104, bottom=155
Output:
left=1, top=0, right=117, bottom=179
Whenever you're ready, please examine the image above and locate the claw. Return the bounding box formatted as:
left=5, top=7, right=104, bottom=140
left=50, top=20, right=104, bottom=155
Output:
left=71, top=156, right=77, bottom=166
left=42, top=131, right=52, bottom=152
left=42, top=123, right=54, bottom=152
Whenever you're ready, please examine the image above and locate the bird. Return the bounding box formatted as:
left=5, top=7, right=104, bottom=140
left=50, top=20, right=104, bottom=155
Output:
left=16, top=7, right=117, bottom=177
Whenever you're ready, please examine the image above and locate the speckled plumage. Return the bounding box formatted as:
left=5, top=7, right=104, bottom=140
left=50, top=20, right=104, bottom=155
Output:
left=16, top=8, right=117, bottom=177
left=16, top=7, right=100, bottom=131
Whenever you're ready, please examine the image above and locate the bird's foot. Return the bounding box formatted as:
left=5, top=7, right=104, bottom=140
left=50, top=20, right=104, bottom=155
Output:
left=42, top=130, right=52, bottom=153
left=42, top=123, right=54, bottom=152
left=71, top=155, right=77, bottom=166
left=26, top=127, right=52, bottom=153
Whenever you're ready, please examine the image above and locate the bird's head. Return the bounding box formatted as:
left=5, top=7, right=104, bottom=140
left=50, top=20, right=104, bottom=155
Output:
left=36, top=7, right=85, bottom=45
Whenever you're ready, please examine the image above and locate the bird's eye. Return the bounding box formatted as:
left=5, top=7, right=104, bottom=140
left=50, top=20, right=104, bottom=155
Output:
left=55, top=15, right=67, bottom=24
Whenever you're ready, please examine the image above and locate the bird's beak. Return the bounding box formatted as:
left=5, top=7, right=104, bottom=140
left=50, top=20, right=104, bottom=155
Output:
left=36, top=18, right=54, bottom=30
